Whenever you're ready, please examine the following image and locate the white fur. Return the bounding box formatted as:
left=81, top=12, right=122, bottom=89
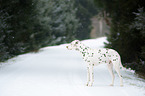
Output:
left=66, top=40, right=124, bottom=87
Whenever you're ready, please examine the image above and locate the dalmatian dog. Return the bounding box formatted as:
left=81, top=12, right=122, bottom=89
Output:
left=66, top=40, right=124, bottom=87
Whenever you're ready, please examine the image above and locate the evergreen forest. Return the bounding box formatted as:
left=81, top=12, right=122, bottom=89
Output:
left=94, top=0, right=145, bottom=73
left=0, top=0, right=97, bottom=62
left=0, top=0, right=145, bottom=73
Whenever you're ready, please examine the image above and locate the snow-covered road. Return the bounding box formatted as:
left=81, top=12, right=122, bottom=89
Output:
left=0, top=37, right=145, bottom=96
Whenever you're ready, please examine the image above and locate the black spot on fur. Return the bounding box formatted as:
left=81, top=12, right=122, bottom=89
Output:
left=113, top=59, right=116, bottom=61
left=104, top=54, right=106, bottom=57
left=82, top=52, right=86, bottom=54
left=88, top=60, right=90, bottom=62
left=91, top=53, right=94, bottom=57
left=98, top=50, right=101, bottom=53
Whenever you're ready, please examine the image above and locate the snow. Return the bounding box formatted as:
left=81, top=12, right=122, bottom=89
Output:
left=0, top=37, right=145, bottom=96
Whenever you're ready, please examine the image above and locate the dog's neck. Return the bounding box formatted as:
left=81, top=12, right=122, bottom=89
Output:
left=77, top=43, right=90, bottom=54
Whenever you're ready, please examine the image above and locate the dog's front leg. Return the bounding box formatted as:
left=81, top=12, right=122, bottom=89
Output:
left=88, top=65, right=94, bottom=86
left=86, top=67, right=90, bottom=86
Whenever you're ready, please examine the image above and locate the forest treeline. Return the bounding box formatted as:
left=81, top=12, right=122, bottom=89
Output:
left=0, top=0, right=97, bottom=62
left=1, top=0, right=145, bottom=73
left=94, top=0, right=145, bottom=73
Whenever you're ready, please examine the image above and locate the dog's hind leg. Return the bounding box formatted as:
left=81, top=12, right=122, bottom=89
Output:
left=114, top=62, right=123, bottom=87
left=107, top=61, right=114, bottom=86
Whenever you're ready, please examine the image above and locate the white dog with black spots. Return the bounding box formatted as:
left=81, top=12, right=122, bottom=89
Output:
left=66, top=40, right=124, bottom=87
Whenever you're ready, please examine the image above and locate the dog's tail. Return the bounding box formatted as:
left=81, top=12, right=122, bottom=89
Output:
left=120, top=60, right=125, bottom=70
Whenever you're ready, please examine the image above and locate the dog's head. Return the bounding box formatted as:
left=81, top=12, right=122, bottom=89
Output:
left=66, top=40, right=81, bottom=51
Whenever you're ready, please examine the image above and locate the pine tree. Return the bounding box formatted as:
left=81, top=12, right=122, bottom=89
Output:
left=51, top=0, right=79, bottom=43
left=94, top=0, right=145, bottom=72
left=75, top=0, right=98, bottom=40
left=0, top=10, right=12, bottom=61
left=0, top=0, right=38, bottom=60
left=36, top=0, right=79, bottom=45
left=132, top=7, right=145, bottom=72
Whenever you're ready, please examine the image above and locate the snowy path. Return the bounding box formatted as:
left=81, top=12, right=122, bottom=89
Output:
left=0, top=37, right=145, bottom=96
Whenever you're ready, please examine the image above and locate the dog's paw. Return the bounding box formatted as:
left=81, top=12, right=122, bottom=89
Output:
left=120, top=84, right=123, bottom=87
left=86, top=83, right=89, bottom=86
left=109, top=84, right=114, bottom=86
left=86, top=82, right=89, bottom=86
left=88, top=83, right=93, bottom=87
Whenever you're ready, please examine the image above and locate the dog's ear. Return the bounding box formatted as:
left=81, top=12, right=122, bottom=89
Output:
left=75, top=40, right=80, bottom=44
